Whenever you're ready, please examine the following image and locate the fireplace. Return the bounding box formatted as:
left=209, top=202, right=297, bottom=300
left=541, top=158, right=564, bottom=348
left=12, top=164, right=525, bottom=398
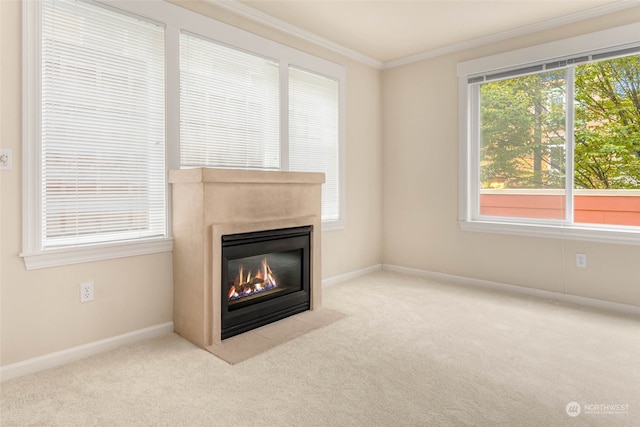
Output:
left=169, top=168, right=325, bottom=355
left=221, top=226, right=311, bottom=339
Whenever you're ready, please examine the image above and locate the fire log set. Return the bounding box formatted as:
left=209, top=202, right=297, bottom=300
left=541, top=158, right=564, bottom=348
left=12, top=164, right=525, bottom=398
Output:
left=228, top=257, right=278, bottom=301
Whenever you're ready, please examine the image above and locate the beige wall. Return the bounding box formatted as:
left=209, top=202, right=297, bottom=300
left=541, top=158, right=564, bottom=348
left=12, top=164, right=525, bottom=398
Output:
left=0, top=0, right=383, bottom=366
left=4, top=0, right=637, bottom=369
left=382, top=7, right=640, bottom=307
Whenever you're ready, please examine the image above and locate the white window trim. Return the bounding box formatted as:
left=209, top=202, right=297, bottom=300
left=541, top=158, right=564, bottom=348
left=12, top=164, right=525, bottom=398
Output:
left=21, top=238, right=174, bottom=271
left=21, top=0, right=174, bottom=270
left=457, top=21, right=640, bottom=246
left=22, top=0, right=346, bottom=270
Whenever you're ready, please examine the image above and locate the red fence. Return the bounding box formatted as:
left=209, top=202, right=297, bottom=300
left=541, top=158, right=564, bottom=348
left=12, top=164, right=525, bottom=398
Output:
left=480, top=190, right=640, bottom=226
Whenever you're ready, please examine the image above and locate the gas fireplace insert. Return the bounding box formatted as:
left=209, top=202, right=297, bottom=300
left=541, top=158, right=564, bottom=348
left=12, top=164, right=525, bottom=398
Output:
left=220, top=226, right=311, bottom=339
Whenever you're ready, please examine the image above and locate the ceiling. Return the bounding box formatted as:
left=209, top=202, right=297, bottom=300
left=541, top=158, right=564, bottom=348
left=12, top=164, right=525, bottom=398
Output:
left=221, top=0, right=631, bottom=67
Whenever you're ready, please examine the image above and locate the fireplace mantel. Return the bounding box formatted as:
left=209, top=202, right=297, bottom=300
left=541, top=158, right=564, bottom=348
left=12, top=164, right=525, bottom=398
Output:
left=169, top=168, right=325, bottom=185
left=169, top=168, right=325, bottom=353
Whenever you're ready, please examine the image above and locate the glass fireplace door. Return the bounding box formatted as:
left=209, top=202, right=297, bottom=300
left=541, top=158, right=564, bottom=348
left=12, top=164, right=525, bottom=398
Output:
left=221, top=226, right=311, bottom=339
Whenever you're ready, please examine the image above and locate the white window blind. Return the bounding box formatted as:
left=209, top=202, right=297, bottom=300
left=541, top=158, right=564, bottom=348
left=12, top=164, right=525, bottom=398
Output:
left=289, top=67, right=340, bottom=221
left=180, top=32, right=280, bottom=170
left=41, top=0, right=166, bottom=248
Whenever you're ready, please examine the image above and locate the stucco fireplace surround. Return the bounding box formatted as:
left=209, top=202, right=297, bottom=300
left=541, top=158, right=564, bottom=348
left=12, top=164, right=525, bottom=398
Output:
left=169, top=168, right=338, bottom=363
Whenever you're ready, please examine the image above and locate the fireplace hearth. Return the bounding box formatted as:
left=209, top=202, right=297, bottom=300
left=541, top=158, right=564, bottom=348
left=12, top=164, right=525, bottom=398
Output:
left=221, top=226, right=311, bottom=339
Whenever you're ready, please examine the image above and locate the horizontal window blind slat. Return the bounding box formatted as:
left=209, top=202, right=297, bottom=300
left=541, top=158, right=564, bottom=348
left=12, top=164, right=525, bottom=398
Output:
left=468, top=44, right=640, bottom=84
left=592, top=45, right=640, bottom=60
left=41, top=0, right=166, bottom=249
left=179, top=32, right=280, bottom=171
left=288, top=66, right=340, bottom=220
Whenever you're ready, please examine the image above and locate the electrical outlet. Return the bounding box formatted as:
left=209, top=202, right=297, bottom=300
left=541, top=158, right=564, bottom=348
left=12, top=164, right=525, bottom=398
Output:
left=0, top=148, right=12, bottom=170
left=80, top=282, right=94, bottom=302
left=576, top=253, right=587, bottom=268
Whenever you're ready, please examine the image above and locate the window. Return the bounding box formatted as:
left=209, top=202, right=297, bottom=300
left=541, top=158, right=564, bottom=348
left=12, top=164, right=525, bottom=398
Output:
left=178, top=32, right=344, bottom=225
left=22, top=0, right=169, bottom=269
left=23, top=0, right=345, bottom=269
left=478, top=70, right=567, bottom=219
left=289, top=67, right=340, bottom=221
left=179, top=32, right=280, bottom=170
left=458, top=23, right=640, bottom=244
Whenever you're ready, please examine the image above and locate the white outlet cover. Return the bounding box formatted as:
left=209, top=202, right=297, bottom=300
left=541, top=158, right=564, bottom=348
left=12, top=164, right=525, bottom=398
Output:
left=80, top=282, right=94, bottom=302
left=576, top=253, right=587, bottom=268
left=0, top=148, right=12, bottom=170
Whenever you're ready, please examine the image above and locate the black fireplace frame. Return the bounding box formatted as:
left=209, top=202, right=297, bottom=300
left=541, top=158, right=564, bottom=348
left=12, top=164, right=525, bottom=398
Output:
left=220, top=226, right=311, bottom=340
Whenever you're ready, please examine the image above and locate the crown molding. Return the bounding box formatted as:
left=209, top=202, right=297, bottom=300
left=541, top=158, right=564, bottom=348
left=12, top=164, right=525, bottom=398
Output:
left=207, top=1, right=638, bottom=71
left=209, top=0, right=384, bottom=69
left=383, top=0, right=640, bottom=69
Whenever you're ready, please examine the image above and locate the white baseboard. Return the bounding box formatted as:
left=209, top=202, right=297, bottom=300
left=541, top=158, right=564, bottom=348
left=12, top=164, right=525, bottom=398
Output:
left=322, top=264, right=382, bottom=287
left=382, top=264, right=640, bottom=317
left=0, top=322, right=174, bottom=382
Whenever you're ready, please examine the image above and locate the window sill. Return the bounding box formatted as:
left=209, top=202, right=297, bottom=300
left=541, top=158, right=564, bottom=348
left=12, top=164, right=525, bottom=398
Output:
left=459, top=220, right=640, bottom=246
left=322, top=219, right=346, bottom=232
left=21, top=238, right=174, bottom=270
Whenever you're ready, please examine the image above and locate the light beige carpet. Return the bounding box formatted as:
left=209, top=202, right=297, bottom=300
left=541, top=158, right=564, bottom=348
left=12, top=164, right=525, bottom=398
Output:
left=1, top=271, right=639, bottom=426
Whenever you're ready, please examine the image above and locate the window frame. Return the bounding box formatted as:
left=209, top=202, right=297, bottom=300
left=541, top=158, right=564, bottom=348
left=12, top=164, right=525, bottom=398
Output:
left=22, top=0, right=346, bottom=270
left=457, top=22, right=640, bottom=246
left=21, top=0, right=174, bottom=270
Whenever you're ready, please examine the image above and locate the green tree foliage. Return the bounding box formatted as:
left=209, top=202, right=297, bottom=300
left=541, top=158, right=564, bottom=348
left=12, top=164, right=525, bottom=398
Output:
left=574, top=55, right=640, bottom=189
left=480, top=72, right=565, bottom=189
left=480, top=54, right=640, bottom=190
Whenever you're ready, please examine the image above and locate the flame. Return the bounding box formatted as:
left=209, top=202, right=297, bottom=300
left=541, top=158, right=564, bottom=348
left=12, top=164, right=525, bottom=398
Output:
left=228, top=257, right=278, bottom=301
